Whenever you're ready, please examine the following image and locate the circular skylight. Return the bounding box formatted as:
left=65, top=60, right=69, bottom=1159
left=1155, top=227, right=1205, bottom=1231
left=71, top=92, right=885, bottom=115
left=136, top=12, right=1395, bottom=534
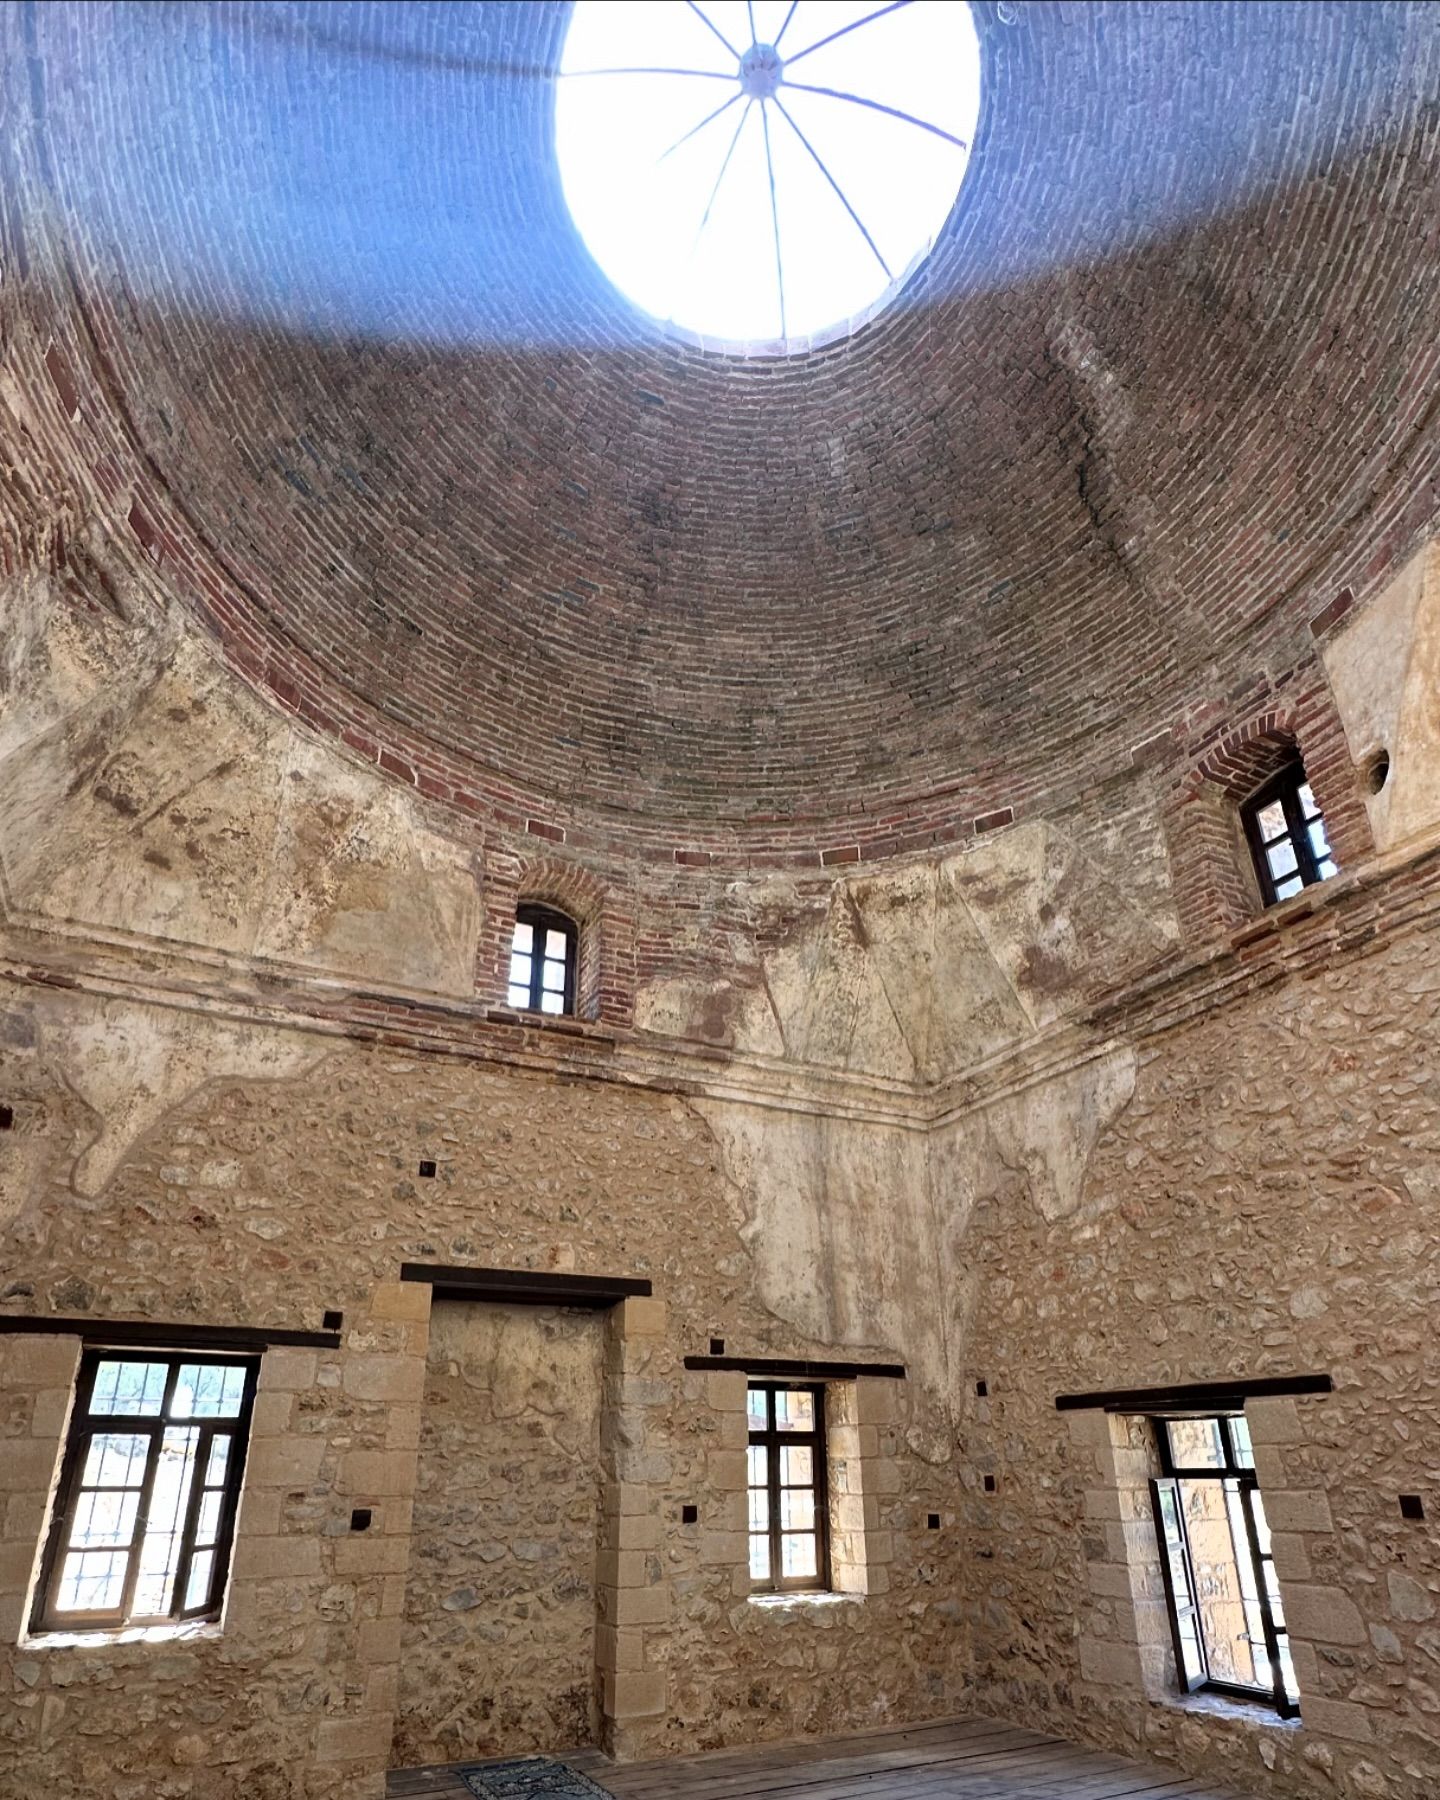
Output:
left=556, top=1, right=982, bottom=353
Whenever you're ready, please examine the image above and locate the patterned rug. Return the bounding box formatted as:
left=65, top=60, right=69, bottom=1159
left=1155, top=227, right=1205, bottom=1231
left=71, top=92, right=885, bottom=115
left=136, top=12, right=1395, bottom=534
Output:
left=460, top=1758, right=616, bottom=1800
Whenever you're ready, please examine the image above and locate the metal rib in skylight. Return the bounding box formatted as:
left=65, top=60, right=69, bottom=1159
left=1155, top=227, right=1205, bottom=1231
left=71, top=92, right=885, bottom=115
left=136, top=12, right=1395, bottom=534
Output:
left=556, top=1, right=982, bottom=352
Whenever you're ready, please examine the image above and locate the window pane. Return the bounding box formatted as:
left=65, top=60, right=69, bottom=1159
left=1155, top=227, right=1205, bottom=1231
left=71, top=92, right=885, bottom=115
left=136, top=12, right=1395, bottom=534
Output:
left=781, top=1488, right=815, bottom=1531
left=539, top=990, right=564, bottom=1015
left=1177, top=1612, right=1205, bottom=1683
left=147, top=1428, right=200, bottom=1530
left=72, top=1488, right=141, bottom=1550
left=89, top=1360, right=167, bottom=1417
left=1298, top=783, right=1318, bottom=817
left=1229, top=1416, right=1255, bottom=1469
left=57, top=1548, right=128, bottom=1612
left=749, top=1534, right=771, bottom=1581
left=748, top=1488, right=769, bottom=1532
left=221, top=1364, right=248, bottom=1416
left=541, top=958, right=567, bottom=993
left=545, top=928, right=568, bottom=959
left=196, top=1488, right=223, bottom=1549
left=775, top=1390, right=814, bottom=1432
left=82, top=1432, right=151, bottom=1489
left=1279, top=1641, right=1300, bottom=1703
left=171, top=1364, right=246, bottom=1420
left=1156, top=1481, right=1184, bottom=1548
left=184, top=1547, right=215, bottom=1612
left=1308, top=820, right=1330, bottom=861
left=747, top=1389, right=769, bottom=1431
left=1250, top=1493, right=1273, bottom=1558
left=1167, top=1418, right=1224, bottom=1469
left=1225, top=1487, right=1259, bottom=1605
left=780, top=1445, right=813, bottom=1487
left=1156, top=1485, right=1193, bottom=1599
left=507, top=983, right=530, bottom=1009
left=511, top=920, right=533, bottom=954
left=508, top=952, right=532, bottom=988
left=1274, top=874, right=1303, bottom=900
left=1180, top=1477, right=1261, bottom=1690
left=1317, top=857, right=1338, bottom=881
left=131, top=1427, right=200, bottom=1617
left=1265, top=839, right=1298, bottom=880
left=205, top=1435, right=231, bottom=1487
left=781, top=1533, right=817, bottom=1579
left=1256, top=799, right=1287, bottom=841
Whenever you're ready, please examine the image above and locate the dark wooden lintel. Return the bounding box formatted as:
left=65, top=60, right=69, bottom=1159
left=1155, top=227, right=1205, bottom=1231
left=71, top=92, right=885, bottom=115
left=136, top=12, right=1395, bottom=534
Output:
left=684, top=1355, right=907, bottom=1380
left=1055, top=1372, right=1333, bottom=1413
left=400, top=1262, right=651, bottom=1308
left=0, top=1315, right=340, bottom=1351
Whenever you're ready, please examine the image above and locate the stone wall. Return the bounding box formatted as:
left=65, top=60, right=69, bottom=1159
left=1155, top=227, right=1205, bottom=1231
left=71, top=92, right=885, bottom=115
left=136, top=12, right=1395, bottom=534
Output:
left=394, top=1300, right=606, bottom=1765
left=0, top=1289, right=428, bottom=1800
left=0, top=999, right=965, bottom=1795
left=949, top=915, right=1440, bottom=1800
left=14, top=884, right=1439, bottom=1800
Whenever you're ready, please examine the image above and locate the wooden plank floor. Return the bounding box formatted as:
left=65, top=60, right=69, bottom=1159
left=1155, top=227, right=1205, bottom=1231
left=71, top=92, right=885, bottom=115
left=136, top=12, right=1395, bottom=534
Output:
left=387, top=1714, right=1255, bottom=1799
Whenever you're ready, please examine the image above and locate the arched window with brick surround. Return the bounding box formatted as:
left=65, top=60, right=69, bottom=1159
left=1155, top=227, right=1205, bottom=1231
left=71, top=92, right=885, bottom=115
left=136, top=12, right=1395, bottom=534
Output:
left=484, top=854, right=634, bottom=1027
left=1168, top=698, right=1372, bottom=940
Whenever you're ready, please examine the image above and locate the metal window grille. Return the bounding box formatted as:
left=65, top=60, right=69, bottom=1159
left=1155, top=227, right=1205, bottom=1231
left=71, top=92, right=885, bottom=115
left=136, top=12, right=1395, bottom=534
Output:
left=34, top=1348, right=258, bottom=1632
left=746, top=1381, right=829, bottom=1593
left=1241, top=762, right=1338, bottom=906
left=1149, top=1414, right=1299, bottom=1719
left=507, top=904, right=578, bottom=1016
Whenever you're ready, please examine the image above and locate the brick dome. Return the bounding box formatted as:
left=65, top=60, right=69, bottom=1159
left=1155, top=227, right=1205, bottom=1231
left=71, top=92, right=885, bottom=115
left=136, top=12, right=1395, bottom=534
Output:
left=7, top=0, right=1440, bottom=853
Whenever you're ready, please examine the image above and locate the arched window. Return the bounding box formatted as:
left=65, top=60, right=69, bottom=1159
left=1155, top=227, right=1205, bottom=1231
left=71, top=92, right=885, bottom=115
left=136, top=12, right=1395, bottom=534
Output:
left=507, top=905, right=578, bottom=1015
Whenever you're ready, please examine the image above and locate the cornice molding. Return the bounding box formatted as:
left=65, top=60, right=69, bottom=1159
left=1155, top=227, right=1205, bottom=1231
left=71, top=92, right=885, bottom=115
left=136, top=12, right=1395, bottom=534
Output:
left=4, top=830, right=1440, bottom=1133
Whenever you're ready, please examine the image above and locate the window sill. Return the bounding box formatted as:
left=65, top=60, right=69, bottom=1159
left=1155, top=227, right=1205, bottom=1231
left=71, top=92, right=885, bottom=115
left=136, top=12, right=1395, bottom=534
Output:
left=1153, top=1690, right=1301, bottom=1731
left=22, top=1619, right=223, bottom=1651
left=1228, top=868, right=1352, bottom=946
left=747, top=1591, right=863, bottom=1611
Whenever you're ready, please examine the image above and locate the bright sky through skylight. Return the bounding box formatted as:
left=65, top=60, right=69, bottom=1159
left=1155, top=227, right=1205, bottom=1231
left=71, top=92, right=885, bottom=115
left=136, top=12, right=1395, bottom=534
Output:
left=556, top=1, right=981, bottom=350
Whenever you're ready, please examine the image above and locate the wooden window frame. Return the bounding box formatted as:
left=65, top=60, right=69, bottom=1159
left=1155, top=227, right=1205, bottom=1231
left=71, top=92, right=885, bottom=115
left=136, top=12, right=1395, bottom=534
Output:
left=747, top=1381, right=830, bottom=1595
left=508, top=904, right=578, bottom=1016
left=1149, top=1414, right=1298, bottom=1720
left=1240, top=761, right=1336, bottom=907
left=32, top=1348, right=258, bottom=1634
